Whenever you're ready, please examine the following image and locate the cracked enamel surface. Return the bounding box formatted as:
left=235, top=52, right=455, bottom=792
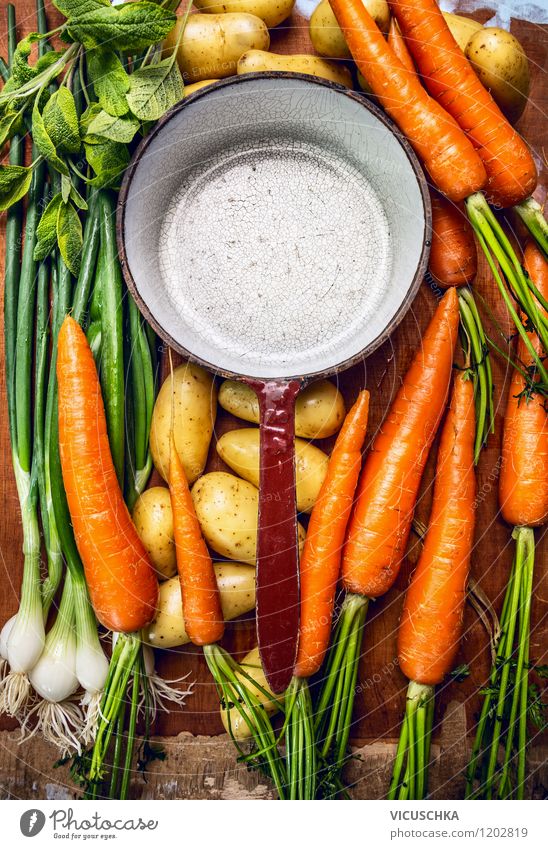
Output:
left=124, top=77, right=427, bottom=378
left=160, top=138, right=391, bottom=374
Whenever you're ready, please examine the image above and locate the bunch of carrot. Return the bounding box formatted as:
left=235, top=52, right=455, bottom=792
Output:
left=466, top=242, right=548, bottom=799
left=329, top=0, right=548, bottom=391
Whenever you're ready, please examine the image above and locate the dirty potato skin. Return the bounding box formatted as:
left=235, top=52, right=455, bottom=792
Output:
left=132, top=487, right=176, bottom=581
left=192, top=472, right=306, bottom=563
left=218, top=379, right=346, bottom=439
left=465, top=27, right=531, bottom=124
left=220, top=647, right=280, bottom=739
left=310, top=0, right=389, bottom=59
left=193, top=0, right=295, bottom=29
left=150, top=362, right=217, bottom=486
left=164, top=13, right=270, bottom=82
left=237, top=49, right=352, bottom=87
left=216, top=427, right=328, bottom=513
left=144, top=563, right=256, bottom=648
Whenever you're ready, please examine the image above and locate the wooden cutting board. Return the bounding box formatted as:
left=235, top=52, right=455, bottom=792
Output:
left=1, top=2, right=546, bottom=762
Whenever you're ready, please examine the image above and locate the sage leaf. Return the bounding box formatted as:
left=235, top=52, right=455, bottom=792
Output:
left=0, top=109, right=24, bottom=148
left=34, top=192, right=63, bottom=260
left=67, top=2, right=176, bottom=52
left=87, top=109, right=139, bottom=143
left=53, top=0, right=110, bottom=16
left=43, top=87, right=81, bottom=154
left=3, top=34, right=65, bottom=93
left=126, top=58, right=183, bottom=121
left=87, top=49, right=130, bottom=117
left=84, top=137, right=129, bottom=188
left=32, top=98, right=69, bottom=176
left=57, top=200, right=83, bottom=276
left=70, top=183, right=89, bottom=210
left=0, top=164, right=33, bottom=211
left=61, top=173, right=72, bottom=203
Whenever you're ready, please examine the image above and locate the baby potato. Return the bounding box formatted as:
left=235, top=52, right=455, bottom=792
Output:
left=184, top=79, right=220, bottom=96
left=132, top=487, right=176, bottom=581
left=192, top=472, right=306, bottom=563
left=144, top=563, right=256, bottom=648
left=193, top=0, right=295, bottom=29
left=310, top=0, right=389, bottom=59
left=442, top=11, right=483, bottom=52
left=465, top=27, right=530, bottom=124
left=237, top=49, right=352, bottom=87
left=217, top=428, right=328, bottom=513
left=220, top=647, right=281, bottom=739
left=218, top=379, right=345, bottom=439
left=150, top=362, right=217, bottom=486
left=164, top=12, right=270, bottom=82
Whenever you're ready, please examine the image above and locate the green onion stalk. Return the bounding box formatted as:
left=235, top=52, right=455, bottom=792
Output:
left=465, top=527, right=541, bottom=799
left=0, top=127, right=46, bottom=716
left=313, top=592, right=369, bottom=797
left=466, top=194, right=548, bottom=389
left=204, top=643, right=288, bottom=800
left=387, top=681, right=435, bottom=800
left=458, top=288, right=495, bottom=464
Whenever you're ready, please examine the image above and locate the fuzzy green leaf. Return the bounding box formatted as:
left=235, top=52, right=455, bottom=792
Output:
left=57, top=200, right=83, bottom=275
left=43, top=87, right=81, bottom=154
left=67, top=2, right=176, bottom=52
left=70, top=183, right=88, bottom=210
left=84, top=137, right=129, bottom=187
left=87, top=49, right=130, bottom=117
left=0, top=164, right=33, bottom=211
left=32, top=98, right=69, bottom=176
left=126, top=57, right=183, bottom=121
left=61, top=173, right=72, bottom=203
left=53, top=0, right=110, bottom=15
left=3, top=34, right=65, bottom=93
left=0, top=109, right=24, bottom=148
left=34, top=192, right=63, bottom=260
left=87, top=108, right=139, bottom=143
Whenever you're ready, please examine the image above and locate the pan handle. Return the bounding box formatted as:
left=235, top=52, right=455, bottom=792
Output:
left=244, top=377, right=302, bottom=694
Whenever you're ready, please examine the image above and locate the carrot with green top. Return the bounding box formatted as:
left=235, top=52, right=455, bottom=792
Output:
left=390, top=371, right=476, bottom=799
left=285, top=391, right=370, bottom=799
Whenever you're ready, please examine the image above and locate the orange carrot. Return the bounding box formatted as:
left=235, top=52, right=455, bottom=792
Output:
left=57, top=316, right=158, bottom=633
left=170, top=434, right=224, bottom=646
left=499, top=242, right=548, bottom=527
left=388, top=17, right=415, bottom=75
left=295, top=391, right=370, bottom=679
left=328, top=0, right=486, bottom=201
left=398, top=373, right=476, bottom=685
left=342, top=287, right=460, bottom=598
left=429, top=191, right=478, bottom=287
left=388, top=0, right=537, bottom=208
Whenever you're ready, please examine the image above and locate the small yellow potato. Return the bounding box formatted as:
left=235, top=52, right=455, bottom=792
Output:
left=150, top=362, right=217, bottom=486
left=192, top=472, right=306, bottom=563
left=132, top=487, right=176, bottom=581
left=218, top=379, right=345, bottom=439
left=237, top=49, right=352, bottom=88
left=220, top=647, right=281, bottom=739
left=193, top=0, right=295, bottom=29
left=217, top=428, right=328, bottom=513
left=465, top=27, right=531, bottom=124
left=442, top=11, right=483, bottom=52
left=184, top=79, right=220, bottom=96
left=164, top=12, right=270, bottom=83
left=144, top=563, right=255, bottom=648
left=309, top=0, right=389, bottom=59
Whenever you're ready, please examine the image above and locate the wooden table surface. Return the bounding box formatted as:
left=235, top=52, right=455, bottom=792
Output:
left=1, top=0, right=547, bottom=787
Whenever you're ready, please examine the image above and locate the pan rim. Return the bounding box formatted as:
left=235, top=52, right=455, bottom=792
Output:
left=117, top=71, right=432, bottom=382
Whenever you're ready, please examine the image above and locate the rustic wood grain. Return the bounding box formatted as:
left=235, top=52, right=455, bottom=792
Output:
left=0, top=1, right=546, bottom=797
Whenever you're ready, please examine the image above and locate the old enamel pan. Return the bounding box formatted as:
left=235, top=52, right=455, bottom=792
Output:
left=117, top=73, right=431, bottom=693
